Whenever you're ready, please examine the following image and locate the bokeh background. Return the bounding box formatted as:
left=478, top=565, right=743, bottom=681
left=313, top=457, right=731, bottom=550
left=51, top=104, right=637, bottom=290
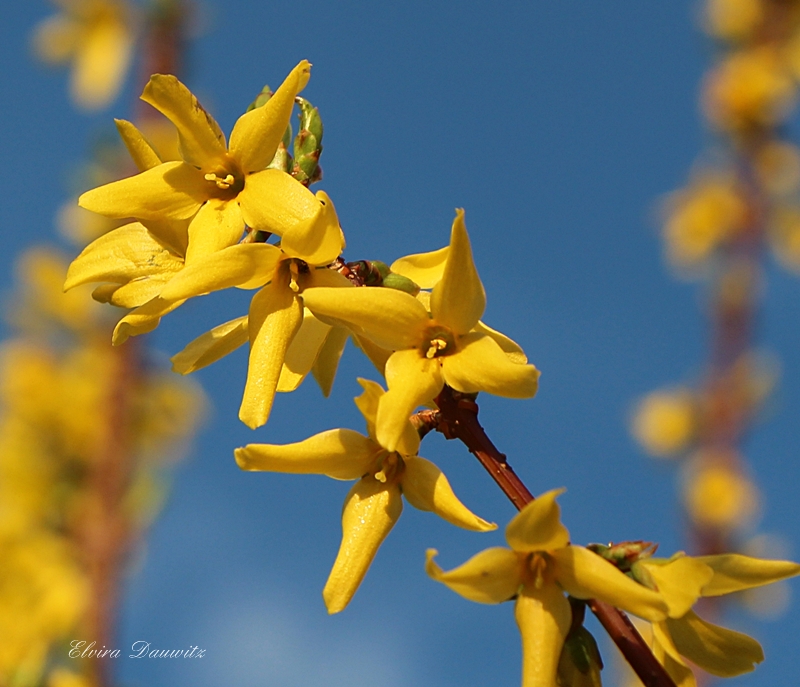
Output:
left=2, top=2, right=799, bottom=685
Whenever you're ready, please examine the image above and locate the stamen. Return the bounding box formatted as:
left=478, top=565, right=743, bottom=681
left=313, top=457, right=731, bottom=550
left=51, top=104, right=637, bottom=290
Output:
left=204, top=172, right=236, bottom=190
left=289, top=261, right=301, bottom=293
left=425, top=337, right=448, bottom=359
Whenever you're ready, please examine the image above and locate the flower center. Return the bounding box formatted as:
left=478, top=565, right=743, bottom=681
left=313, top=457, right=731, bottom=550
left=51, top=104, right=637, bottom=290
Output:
left=203, top=158, right=245, bottom=199
left=205, top=172, right=236, bottom=189
left=522, top=552, right=551, bottom=590
left=422, top=325, right=455, bottom=359
left=373, top=452, right=403, bottom=484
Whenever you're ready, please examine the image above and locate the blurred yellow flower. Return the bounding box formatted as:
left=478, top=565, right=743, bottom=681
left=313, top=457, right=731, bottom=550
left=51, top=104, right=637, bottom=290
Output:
left=32, top=0, right=136, bottom=110
left=683, top=454, right=759, bottom=530
left=704, top=0, right=763, bottom=41
left=662, top=175, right=747, bottom=270
left=236, top=379, right=495, bottom=613
left=703, top=47, right=796, bottom=131
left=427, top=490, right=668, bottom=687
left=632, top=388, right=696, bottom=457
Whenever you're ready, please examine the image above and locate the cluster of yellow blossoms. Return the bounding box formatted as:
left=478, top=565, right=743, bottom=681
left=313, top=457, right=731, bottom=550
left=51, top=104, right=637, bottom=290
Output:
left=0, top=247, right=202, bottom=686
left=663, top=0, right=800, bottom=271
left=63, top=54, right=800, bottom=687
left=633, top=1, right=800, bottom=680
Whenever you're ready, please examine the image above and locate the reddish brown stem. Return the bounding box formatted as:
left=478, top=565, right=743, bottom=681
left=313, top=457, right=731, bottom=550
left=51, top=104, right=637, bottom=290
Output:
left=433, top=385, right=677, bottom=687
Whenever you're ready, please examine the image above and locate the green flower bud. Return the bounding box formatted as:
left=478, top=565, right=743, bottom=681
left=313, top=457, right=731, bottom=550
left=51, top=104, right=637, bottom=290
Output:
left=292, top=97, right=324, bottom=185
left=557, top=627, right=603, bottom=687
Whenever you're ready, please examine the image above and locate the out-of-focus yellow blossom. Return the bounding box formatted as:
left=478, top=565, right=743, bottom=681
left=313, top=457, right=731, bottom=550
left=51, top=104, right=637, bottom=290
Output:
left=303, top=210, right=539, bottom=451
left=634, top=552, right=800, bottom=686
left=770, top=205, right=800, bottom=271
left=236, top=379, right=495, bottom=613
left=0, top=528, right=88, bottom=684
left=427, top=490, right=669, bottom=687
left=32, top=0, right=136, bottom=110
left=754, top=141, right=800, bottom=196
left=682, top=455, right=759, bottom=530
left=78, top=63, right=334, bottom=267
left=632, top=388, right=696, bottom=457
left=703, top=48, right=796, bottom=132
left=662, top=175, right=747, bottom=269
left=12, top=248, right=103, bottom=335
left=48, top=668, right=93, bottom=687
left=704, top=0, right=763, bottom=41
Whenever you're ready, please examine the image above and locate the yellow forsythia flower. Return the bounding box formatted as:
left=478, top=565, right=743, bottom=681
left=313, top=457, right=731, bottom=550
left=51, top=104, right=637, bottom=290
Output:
left=32, top=0, right=136, bottom=110
left=427, top=490, right=669, bottom=687
left=302, top=210, right=540, bottom=452
left=236, top=379, right=495, bottom=613
left=636, top=552, right=800, bottom=685
left=78, top=63, right=333, bottom=267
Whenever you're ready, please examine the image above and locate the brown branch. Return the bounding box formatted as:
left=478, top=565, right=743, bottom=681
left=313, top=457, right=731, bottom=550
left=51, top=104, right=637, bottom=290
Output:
left=432, top=385, right=677, bottom=687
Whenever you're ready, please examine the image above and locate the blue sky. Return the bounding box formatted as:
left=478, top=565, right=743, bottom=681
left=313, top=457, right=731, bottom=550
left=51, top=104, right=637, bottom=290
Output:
left=3, top=2, right=800, bottom=686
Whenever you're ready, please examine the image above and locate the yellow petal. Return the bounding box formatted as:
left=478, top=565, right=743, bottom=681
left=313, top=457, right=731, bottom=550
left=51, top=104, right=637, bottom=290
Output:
left=229, top=60, right=312, bottom=172
left=301, top=286, right=429, bottom=351
left=444, top=332, right=539, bottom=398
left=234, top=429, right=377, bottom=480
left=302, top=265, right=353, bottom=289
left=323, top=477, right=403, bottom=614
left=666, top=611, right=764, bottom=677
left=425, top=548, right=521, bottom=604
left=112, top=297, right=184, bottom=345
left=171, top=316, right=249, bottom=374
left=354, top=377, right=385, bottom=442
left=553, top=546, right=669, bottom=622
left=430, top=209, right=485, bottom=334
left=390, top=245, right=449, bottom=289
left=515, top=583, right=572, bottom=687
left=651, top=623, right=698, bottom=687
left=473, top=320, right=528, bottom=364
left=64, top=222, right=183, bottom=290
left=377, top=350, right=444, bottom=452
left=115, top=119, right=162, bottom=171
left=140, top=217, right=190, bottom=257
left=279, top=191, right=344, bottom=266
left=505, top=489, right=570, bottom=553
left=105, top=276, right=169, bottom=308
left=160, top=243, right=281, bottom=301
left=239, top=272, right=303, bottom=429
left=641, top=556, right=714, bottom=618
left=78, top=161, right=207, bottom=221
left=402, top=456, right=495, bottom=531
left=352, top=332, right=392, bottom=376
left=238, top=168, right=321, bottom=236
left=184, top=198, right=245, bottom=265
left=71, top=13, right=133, bottom=110
left=695, top=553, right=800, bottom=596
left=354, top=378, right=420, bottom=455
left=141, top=74, right=227, bottom=169
left=277, top=310, right=331, bottom=392
left=312, top=325, right=349, bottom=397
